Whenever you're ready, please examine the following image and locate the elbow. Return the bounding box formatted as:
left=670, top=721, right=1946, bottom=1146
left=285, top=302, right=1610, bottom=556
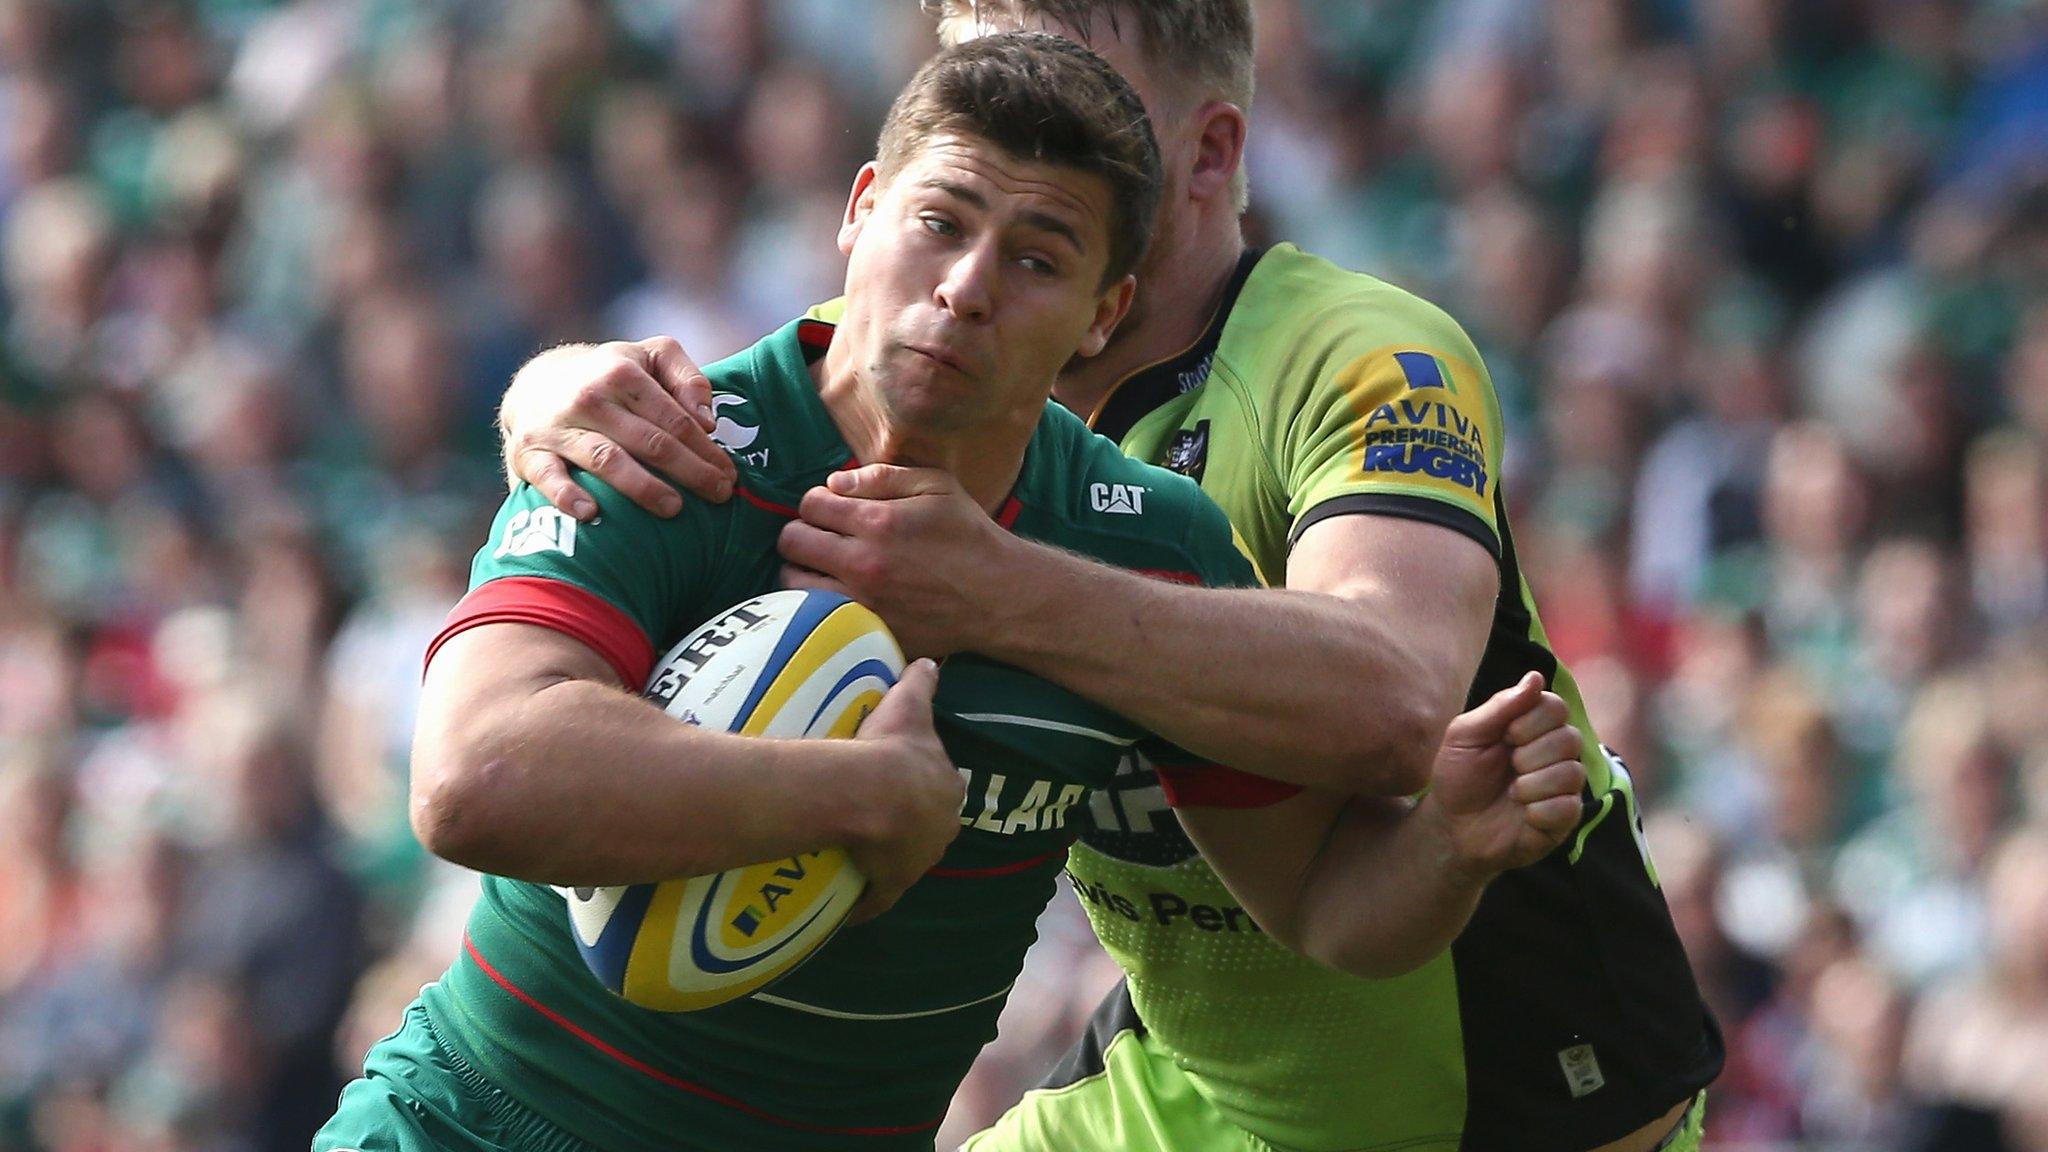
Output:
left=1298, top=926, right=1440, bottom=981
left=1260, top=905, right=1437, bottom=981
left=410, top=757, right=494, bottom=868
left=409, top=718, right=522, bottom=872
left=1337, top=697, right=1447, bottom=796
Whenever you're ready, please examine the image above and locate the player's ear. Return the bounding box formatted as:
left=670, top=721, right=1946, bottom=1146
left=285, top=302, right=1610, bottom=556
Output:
left=1075, top=275, right=1136, bottom=360
left=838, top=163, right=883, bottom=256
left=1186, top=99, right=1247, bottom=206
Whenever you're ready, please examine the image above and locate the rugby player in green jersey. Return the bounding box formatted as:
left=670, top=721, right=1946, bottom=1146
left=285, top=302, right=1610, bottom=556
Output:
left=495, top=4, right=1724, bottom=1152
left=320, top=32, right=1587, bottom=1152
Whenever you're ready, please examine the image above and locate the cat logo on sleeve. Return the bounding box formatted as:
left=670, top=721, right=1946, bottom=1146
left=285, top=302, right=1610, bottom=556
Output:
left=495, top=506, right=579, bottom=559
left=1090, top=483, right=1148, bottom=515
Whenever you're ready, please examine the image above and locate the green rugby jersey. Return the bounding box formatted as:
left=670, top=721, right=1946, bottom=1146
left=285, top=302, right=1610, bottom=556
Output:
left=1064, top=245, right=1724, bottom=1152
left=415, top=318, right=1256, bottom=1151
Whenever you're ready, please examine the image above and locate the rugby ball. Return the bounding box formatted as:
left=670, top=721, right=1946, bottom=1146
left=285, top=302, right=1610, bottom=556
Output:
left=562, top=589, right=904, bottom=1011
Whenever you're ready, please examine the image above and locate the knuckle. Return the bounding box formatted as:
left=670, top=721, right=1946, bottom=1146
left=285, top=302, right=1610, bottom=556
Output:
left=850, top=555, right=888, bottom=587
left=586, top=440, right=622, bottom=472
left=639, top=425, right=675, bottom=461
left=594, top=359, right=641, bottom=390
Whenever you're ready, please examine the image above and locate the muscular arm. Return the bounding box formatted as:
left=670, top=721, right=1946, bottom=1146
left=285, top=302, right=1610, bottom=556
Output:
left=1178, top=793, right=1483, bottom=978
left=410, top=622, right=955, bottom=890
left=1176, top=676, right=1587, bottom=978
left=980, top=515, right=1498, bottom=795
left=783, top=467, right=1499, bottom=796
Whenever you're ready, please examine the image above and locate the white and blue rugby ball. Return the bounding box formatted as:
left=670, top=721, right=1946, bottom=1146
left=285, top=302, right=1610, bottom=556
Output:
left=562, top=589, right=905, bottom=1011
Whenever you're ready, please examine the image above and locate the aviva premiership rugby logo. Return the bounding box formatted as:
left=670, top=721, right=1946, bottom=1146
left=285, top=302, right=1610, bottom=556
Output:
left=1164, top=420, right=1210, bottom=483
left=689, top=852, right=847, bottom=973
left=1357, top=351, right=1488, bottom=497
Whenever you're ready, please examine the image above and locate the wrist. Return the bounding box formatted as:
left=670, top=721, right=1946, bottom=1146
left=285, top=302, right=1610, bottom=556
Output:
left=808, top=739, right=913, bottom=851
left=971, top=536, right=1067, bottom=660
left=1417, top=794, right=1501, bottom=892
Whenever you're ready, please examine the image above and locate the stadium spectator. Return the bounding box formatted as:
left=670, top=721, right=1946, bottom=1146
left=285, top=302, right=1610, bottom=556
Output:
left=0, top=1, right=2044, bottom=1147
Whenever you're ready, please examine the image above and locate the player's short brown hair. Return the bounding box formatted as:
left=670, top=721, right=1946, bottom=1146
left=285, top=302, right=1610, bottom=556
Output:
left=876, top=32, right=1162, bottom=286
left=922, top=0, right=1255, bottom=112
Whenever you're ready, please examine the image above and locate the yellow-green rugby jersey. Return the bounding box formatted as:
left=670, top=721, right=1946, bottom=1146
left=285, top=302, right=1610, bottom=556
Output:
left=1064, top=245, right=1724, bottom=1152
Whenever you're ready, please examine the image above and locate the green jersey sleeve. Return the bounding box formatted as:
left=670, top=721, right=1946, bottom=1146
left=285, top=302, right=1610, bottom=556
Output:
left=1180, top=485, right=1262, bottom=591
left=427, top=474, right=728, bottom=688
left=1278, top=300, right=1506, bottom=560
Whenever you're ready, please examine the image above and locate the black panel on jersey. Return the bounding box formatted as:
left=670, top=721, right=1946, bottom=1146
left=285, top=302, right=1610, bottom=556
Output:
left=1463, top=486, right=1557, bottom=707
left=1036, top=979, right=1145, bottom=1091
left=1451, top=818, right=1725, bottom=1150
left=1451, top=490, right=1725, bottom=1150
left=1090, top=247, right=1264, bottom=445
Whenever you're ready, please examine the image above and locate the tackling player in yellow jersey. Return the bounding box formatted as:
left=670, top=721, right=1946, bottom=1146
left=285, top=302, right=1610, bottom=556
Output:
left=493, top=3, right=1721, bottom=1151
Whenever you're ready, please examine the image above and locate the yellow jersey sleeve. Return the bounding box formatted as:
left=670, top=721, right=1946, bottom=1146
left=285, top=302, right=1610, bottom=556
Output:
left=1280, top=336, right=1503, bottom=559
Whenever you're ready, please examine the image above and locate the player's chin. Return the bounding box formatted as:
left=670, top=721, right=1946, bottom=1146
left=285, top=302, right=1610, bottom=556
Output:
left=878, top=373, right=980, bottom=429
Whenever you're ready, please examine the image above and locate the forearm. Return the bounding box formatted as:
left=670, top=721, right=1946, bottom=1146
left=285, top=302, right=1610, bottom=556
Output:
left=1290, top=796, right=1492, bottom=978
left=413, top=676, right=876, bottom=886
left=985, top=545, right=1448, bottom=793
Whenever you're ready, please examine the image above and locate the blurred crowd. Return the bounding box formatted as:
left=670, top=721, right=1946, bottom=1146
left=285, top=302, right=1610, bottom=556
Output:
left=0, top=0, right=2042, bottom=1149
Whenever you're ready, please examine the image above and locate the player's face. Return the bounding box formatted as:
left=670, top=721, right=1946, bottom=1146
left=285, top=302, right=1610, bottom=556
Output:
left=945, top=16, right=1194, bottom=343
left=835, top=134, right=1135, bottom=433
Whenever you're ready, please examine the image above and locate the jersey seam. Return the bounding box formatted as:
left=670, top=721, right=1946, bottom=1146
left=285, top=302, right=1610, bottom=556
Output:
left=1215, top=354, right=1293, bottom=533
left=1288, top=491, right=1501, bottom=560
left=1045, top=499, right=1216, bottom=583
left=1292, top=480, right=1497, bottom=535
left=1010, top=1028, right=1136, bottom=1104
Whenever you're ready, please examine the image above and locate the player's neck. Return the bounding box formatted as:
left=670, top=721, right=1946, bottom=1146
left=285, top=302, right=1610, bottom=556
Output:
left=1052, top=221, right=1246, bottom=419
left=812, top=352, right=1033, bottom=516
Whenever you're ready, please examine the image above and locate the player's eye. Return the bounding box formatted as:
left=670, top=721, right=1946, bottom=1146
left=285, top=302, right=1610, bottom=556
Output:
left=920, top=214, right=960, bottom=238
left=1018, top=254, right=1058, bottom=276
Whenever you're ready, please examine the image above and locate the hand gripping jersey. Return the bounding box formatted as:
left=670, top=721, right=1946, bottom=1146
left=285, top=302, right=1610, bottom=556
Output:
left=1066, top=245, right=1725, bottom=1152
left=417, top=319, right=1256, bottom=1151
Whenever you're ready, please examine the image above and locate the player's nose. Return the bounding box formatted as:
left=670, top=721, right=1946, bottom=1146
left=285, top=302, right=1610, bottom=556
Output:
left=933, top=241, right=996, bottom=323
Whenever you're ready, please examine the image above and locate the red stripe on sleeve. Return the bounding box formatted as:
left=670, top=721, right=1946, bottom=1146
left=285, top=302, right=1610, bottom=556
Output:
left=425, top=577, right=657, bottom=689
left=1129, top=567, right=1201, bottom=585
left=1156, top=763, right=1304, bottom=809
